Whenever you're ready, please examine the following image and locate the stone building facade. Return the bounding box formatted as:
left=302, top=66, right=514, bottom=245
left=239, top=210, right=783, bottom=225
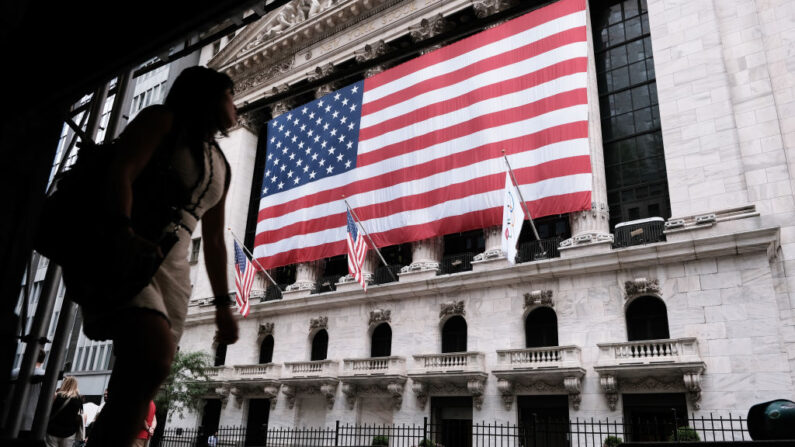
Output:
left=171, top=0, right=795, bottom=439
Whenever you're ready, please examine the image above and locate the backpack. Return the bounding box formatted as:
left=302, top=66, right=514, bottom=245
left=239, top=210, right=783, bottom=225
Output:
left=34, top=136, right=186, bottom=308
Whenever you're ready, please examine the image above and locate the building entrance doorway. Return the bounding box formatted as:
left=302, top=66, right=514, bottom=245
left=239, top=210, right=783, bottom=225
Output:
left=430, top=396, right=472, bottom=447
left=200, top=399, right=222, bottom=438
left=245, top=399, right=270, bottom=445
left=517, top=395, right=569, bottom=447
left=623, top=393, right=688, bottom=442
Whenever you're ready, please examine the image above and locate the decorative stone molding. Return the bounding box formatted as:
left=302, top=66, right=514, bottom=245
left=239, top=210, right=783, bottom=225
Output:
left=467, top=378, right=486, bottom=410
left=496, top=378, right=514, bottom=410
left=341, top=383, right=357, bottom=410
left=307, top=62, right=338, bottom=98
left=564, top=376, right=583, bottom=410
left=624, top=278, right=661, bottom=298
left=235, top=108, right=270, bottom=133
left=233, top=58, right=294, bottom=102
left=409, top=14, right=449, bottom=55
left=474, top=226, right=505, bottom=262
left=412, top=381, right=428, bottom=409
left=215, top=384, right=231, bottom=408
left=258, top=322, right=275, bottom=338
left=523, top=290, right=554, bottom=309
left=368, top=309, right=392, bottom=327
left=599, top=375, right=619, bottom=410
left=683, top=370, right=703, bottom=409
left=560, top=202, right=613, bottom=249
left=263, top=384, right=280, bottom=409
left=472, top=0, right=519, bottom=18
left=281, top=385, right=296, bottom=409
left=513, top=380, right=562, bottom=394
left=320, top=382, right=338, bottom=409
left=310, top=316, right=329, bottom=331
left=387, top=382, right=405, bottom=410
left=268, top=83, right=295, bottom=117
left=439, top=300, right=465, bottom=319
left=355, top=40, right=392, bottom=78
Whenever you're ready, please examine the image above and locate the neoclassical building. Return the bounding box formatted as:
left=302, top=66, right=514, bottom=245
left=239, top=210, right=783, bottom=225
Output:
left=172, top=0, right=795, bottom=441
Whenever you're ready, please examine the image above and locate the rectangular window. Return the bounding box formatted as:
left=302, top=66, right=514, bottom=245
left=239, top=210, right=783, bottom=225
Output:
left=190, top=238, right=201, bottom=264
left=593, top=0, right=670, bottom=229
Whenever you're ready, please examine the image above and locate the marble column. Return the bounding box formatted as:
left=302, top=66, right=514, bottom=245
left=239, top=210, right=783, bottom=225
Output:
left=559, top=1, right=613, bottom=254
left=400, top=236, right=443, bottom=276
left=286, top=259, right=325, bottom=292
left=474, top=225, right=504, bottom=262
left=472, top=0, right=520, bottom=22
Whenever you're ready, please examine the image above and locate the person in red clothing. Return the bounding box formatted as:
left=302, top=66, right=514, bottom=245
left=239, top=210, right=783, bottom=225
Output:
left=134, top=400, right=157, bottom=447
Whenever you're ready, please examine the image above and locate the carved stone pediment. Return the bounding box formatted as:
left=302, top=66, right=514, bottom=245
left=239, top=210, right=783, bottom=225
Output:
left=258, top=322, right=275, bottom=337
left=524, top=290, right=554, bottom=308
left=310, top=316, right=328, bottom=331
left=369, top=309, right=391, bottom=326
left=439, top=300, right=465, bottom=319
left=624, top=277, right=661, bottom=298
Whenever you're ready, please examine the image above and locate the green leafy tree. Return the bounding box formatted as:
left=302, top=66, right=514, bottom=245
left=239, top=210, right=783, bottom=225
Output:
left=154, top=350, right=213, bottom=421
left=603, top=435, right=623, bottom=447
left=668, top=426, right=700, bottom=442
left=371, top=435, right=389, bottom=446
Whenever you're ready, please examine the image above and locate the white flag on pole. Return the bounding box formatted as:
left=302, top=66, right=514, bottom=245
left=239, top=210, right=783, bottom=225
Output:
left=502, top=172, right=526, bottom=264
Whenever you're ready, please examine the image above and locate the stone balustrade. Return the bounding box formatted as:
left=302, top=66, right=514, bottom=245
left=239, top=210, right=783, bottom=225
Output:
left=341, top=356, right=406, bottom=376
left=596, top=337, right=702, bottom=366
left=282, top=360, right=339, bottom=378
left=496, top=346, right=582, bottom=370
left=412, top=352, right=485, bottom=374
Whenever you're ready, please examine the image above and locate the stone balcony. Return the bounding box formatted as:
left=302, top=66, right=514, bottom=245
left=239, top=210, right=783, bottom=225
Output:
left=339, top=356, right=408, bottom=410
left=593, top=338, right=706, bottom=410
left=408, top=352, right=488, bottom=410
left=228, top=363, right=282, bottom=408
left=280, top=360, right=340, bottom=409
left=491, top=346, right=586, bottom=410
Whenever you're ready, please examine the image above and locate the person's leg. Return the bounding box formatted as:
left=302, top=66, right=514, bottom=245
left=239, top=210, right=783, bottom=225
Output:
left=44, top=434, right=59, bottom=447
left=85, top=310, right=176, bottom=447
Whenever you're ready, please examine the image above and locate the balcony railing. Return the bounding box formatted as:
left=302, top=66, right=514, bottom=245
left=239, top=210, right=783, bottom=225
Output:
left=205, top=366, right=230, bottom=380
left=412, top=352, right=485, bottom=374
left=312, top=274, right=344, bottom=294
left=613, top=217, right=666, bottom=248
left=231, top=363, right=281, bottom=380
left=438, top=252, right=475, bottom=275
left=596, top=338, right=703, bottom=366
left=373, top=264, right=401, bottom=285
left=496, top=346, right=582, bottom=370
left=282, top=360, right=339, bottom=378
left=341, top=356, right=406, bottom=377
left=516, top=238, right=561, bottom=263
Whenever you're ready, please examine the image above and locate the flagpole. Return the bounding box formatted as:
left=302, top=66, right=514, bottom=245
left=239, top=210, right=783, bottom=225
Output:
left=226, top=228, right=280, bottom=288
left=342, top=197, right=399, bottom=283
left=502, top=150, right=541, bottom=241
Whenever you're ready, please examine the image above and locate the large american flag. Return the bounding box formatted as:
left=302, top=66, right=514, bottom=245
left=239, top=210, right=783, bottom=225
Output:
left=254, top=0, right=590, bottom=269
left=346, top=210, right=369, bottom=291
left=233, top=240, right=255, bottom=317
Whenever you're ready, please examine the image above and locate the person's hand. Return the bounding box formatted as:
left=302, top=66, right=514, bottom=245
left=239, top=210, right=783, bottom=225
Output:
left=215, top=306, right=239, bottom=344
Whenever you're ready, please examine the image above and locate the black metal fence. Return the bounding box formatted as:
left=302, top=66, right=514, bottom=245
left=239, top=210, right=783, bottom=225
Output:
left=152, top=415, right=749, bottom=447
left=516, top=238, right=561, bottom=263
left=613, top=218, right=666, bottom=248
left=439, top=252, right=475, bottom=275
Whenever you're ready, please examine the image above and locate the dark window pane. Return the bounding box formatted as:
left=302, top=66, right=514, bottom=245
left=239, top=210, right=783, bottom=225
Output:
left=624, top=0, right=640, bottom=18
left=616, top=90, right=634, bottom=115
left=608, top=23, right=625, bottom=45
left=610, top=46, right=628, bottom=68
left=615, top=113, right=635, bottom=138
left=608, top=191, right=620, bottom=203
left=597, top=28, right=610, bottom=50
left=623, top=189, right=636, bottom=201
left=640, top=12, right=650, bottom=33
left=648, top=203, right=660, bottom=217
left=649, top=82, right=659, bottom=104
left=635, top=185, right=648, bottom=199
left=612, top=66, right=630, bottom=90
left=651, top=106, right=661, bottom=129
left=643, top=36, right=654, bottom=58
left=629, top=61, right=648, bottom=85
left=636, top=134, right=657, bottom=156
left=626, top=39, right=645, bottom=63
left=598, top=53, right=611, bottom=72
left=631, top=85, right=651, bottom=110
left=606, top=165, right=622, bottom=189
left=640, top=0, right=647, bottom=13
left=604, top=142, right=620, bottom=166
left=628, top=206, right=640, bottom=220
left=623, top=160, right=640, bottom=185
left=608, top=3, right=623, bottom=24
left=619, top=138, right=637, bottom=162
left=600, top=95, right=614, bottom=117
left=646, top=58, right=656, bottom=80
left=625, top=16, right=643, bottom=40
left=634, top=107, right=653, bottom=133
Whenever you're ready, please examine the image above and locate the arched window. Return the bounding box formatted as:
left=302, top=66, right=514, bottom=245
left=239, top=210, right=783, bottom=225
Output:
left=214, top=344, right=227, bottom=367
left=626, top=296, right=670, bottom=341
left=525, top=307, right=559, bottom=348
left=441, top=316, right=467, bottom=353
left=259, top=335, right=274, bottom=364
left=311, top=330, right=329, bottom=361
left=371, top=323, right=392, bottom=357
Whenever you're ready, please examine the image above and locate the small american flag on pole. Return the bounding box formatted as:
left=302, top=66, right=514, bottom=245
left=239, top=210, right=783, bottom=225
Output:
left=233, top=240, right=256, bottom=317
left=254, top=0, right=590, bottom=268
left=346, top=210, right=369, bottom=292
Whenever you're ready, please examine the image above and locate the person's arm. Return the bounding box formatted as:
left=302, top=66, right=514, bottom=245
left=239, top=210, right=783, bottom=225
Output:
left=201, top=188, right=239, bottom=345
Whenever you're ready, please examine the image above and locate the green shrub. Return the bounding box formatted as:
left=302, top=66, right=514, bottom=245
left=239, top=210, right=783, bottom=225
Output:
left=417, top=439, right=436, bottom=447
left=372, top=435, right=389, bottom=446
left=668, top=426, right=700, bottom=442
left=603, top=435, right=623, bottom=447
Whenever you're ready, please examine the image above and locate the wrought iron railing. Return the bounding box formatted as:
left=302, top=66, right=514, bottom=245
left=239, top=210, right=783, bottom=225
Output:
left=373, top=264, right=401, bottom=285
left=438, top=252, right=474, bottom=275
left=613, top=217, right=666, bottom=248
left=312, top=275, right=344, bottom=294
left=152, top=414, right=750, bottom=447
left=516, top=237, right=561, bottom=263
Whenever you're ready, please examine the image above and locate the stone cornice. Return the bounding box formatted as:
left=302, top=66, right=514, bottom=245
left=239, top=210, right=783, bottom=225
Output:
left=186, top=226, right=779, bottom=325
